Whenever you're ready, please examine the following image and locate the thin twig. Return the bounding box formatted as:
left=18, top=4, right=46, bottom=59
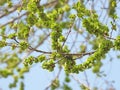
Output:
left=29, top=46, right=95, bottom=57
left=0, top=4, right=21, bottom=18
left=0, top=0, right=58, bottom=18
left=43, top=0, right=58, bottom=8
left=84, top=71, right=90, bottom=87
left=62, top=20, right=76, bottom=48
left=0, top=12, right=28, bottom=28
left=71, top=74, right=91, bottom=90
left=70, top=18, right=80, bottom=50
left=44, top=67, right=62, bottom=90
left=0, top=0, right=59, bottom=28
left=26, top=34, right=50, bottom=56
left=62, top=28, right=72, bottom=47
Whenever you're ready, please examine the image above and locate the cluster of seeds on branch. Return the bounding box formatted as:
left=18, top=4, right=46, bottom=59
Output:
left=82, top=15, right=109, bottom=37
left=9, top=66, right=28, bottom=89
left=19, top=41, right=29, bottom=50
left=24, top=55, right=46, bottom=66
left=51, top=78, right=60, bottom=90
left=114, top=36, right=120, bottom=50
left=71, top=38, right=113, bottom=73
left=17, top=22, right=30, bottom=39
left=0, top=0, right=117, bottom=76
left=1, top=0, right=120, bottom=90
left=73, top=2, right=90, bottom=18
left=0, top=69, right=13, bottom=78
left=108, top=0, right=117, bottom=19
left=0, top=40, right=7, bottom=47
left=23, top=1, right=116, bottom=74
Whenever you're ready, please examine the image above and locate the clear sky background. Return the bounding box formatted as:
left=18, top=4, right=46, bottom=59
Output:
left=0, top=0, right=120, bottom=90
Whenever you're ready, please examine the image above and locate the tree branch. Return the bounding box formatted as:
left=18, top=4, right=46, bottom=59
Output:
left=71, top=74, right=91, bottom=90
left=0, top=12, right=28, bottom=28
left=0, top=4, right=21, bottom=18
left=44, top=67, right=62, bottom=90
left=29, top=46, right=95, bottom=57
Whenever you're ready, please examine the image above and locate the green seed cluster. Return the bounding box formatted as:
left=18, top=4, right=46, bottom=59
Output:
left=63, top=83, right=72, bottom=90
left=6, top=56, right=20, bottom=68
left=42, top=59, right=55, bottom=72
left=0, top=53, right=29, bottom=89
left=82, top=16, right=109, bottom=36
left=51, top=24, right=62, bottom=50
left=80, top=84, right=89, bottom=90
left=0, top=0, right=119, bottom=89
left=0, top=40, right=7, bottom=48
left=17, top=22, right=30, bottom=39
left=8, top=33, right=16, bottom=39
left=72, top=39, right=113, bottom=73
left=72, top=2, right=109, bottom=37
left=0, top=69, right=13, bottom=78
left=26, top=14, right=37, bottom=26
left=9, top=67, right=29, bottom=88
left=17, top=67, right=29, bottom=78
left=24, top=55, right=46, bottom=66
left=108, top=0, right=117, bottom=19
left=24, top=56, right=37, bottom=66
left=27, top=0, right=38, bottom=13
left=9, top=76, right=18, bottom=88
left=20, top=82, right=24, bottom=90
left=37, top=55, right=46, bottom=62
left=51, top=79, right=60, bottom=90
left=63, top=56, right=76, bottom=73
left=73, top=2, right=90, bottom=18
left=19, top=41, right=29, bottom=50
left=114, top=36, right=120, bottom=50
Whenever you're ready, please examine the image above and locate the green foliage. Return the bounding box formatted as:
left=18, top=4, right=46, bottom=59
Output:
left=24, top=56, right=36, bottom=66
left=42, top=59, right=55, bottom=72
left=80, top=84, right=90, bottom=90
left=82, top=16, right=109, bottom=36
left=20, top=82, right=24, bottom=90
left=51, top=79, right=60, bottom=90
left=0, top=0, right=119, bottom=90
left=65, top=75, right=70, bottom=83
left=63, top=83, right=72, bottom=90
left=18, top=67, right=29, bottom=77
left=69, top=14, right=76, bottom=20
left=37, top=54, right=46, bottom=62
left=9, top=75, right=18, bottom=88
left=73, top=2, right=90, bottom=18
left=0, top=0, right=7, bottom=5
left=0, top=69, right=13, bottom=78
left=111, top=21, right=117, bottom=30
left=63, top=56, right=76, bottom=73
left=8, top=33, right=16, bottom=39
left=114, top=36, right=120, bottom=50
left=6, top=54, right=20, bottom=68
left=71, top=38, right=113, bottom=73
left=0, top=40, right=7, bottom=48
left=26, top=14, right=38, bottom=26
left=19, top=41, right=29, bottom=50
left=17, top=22, right=30, bottom=39
left=108, top=0, right=117, bottom=19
